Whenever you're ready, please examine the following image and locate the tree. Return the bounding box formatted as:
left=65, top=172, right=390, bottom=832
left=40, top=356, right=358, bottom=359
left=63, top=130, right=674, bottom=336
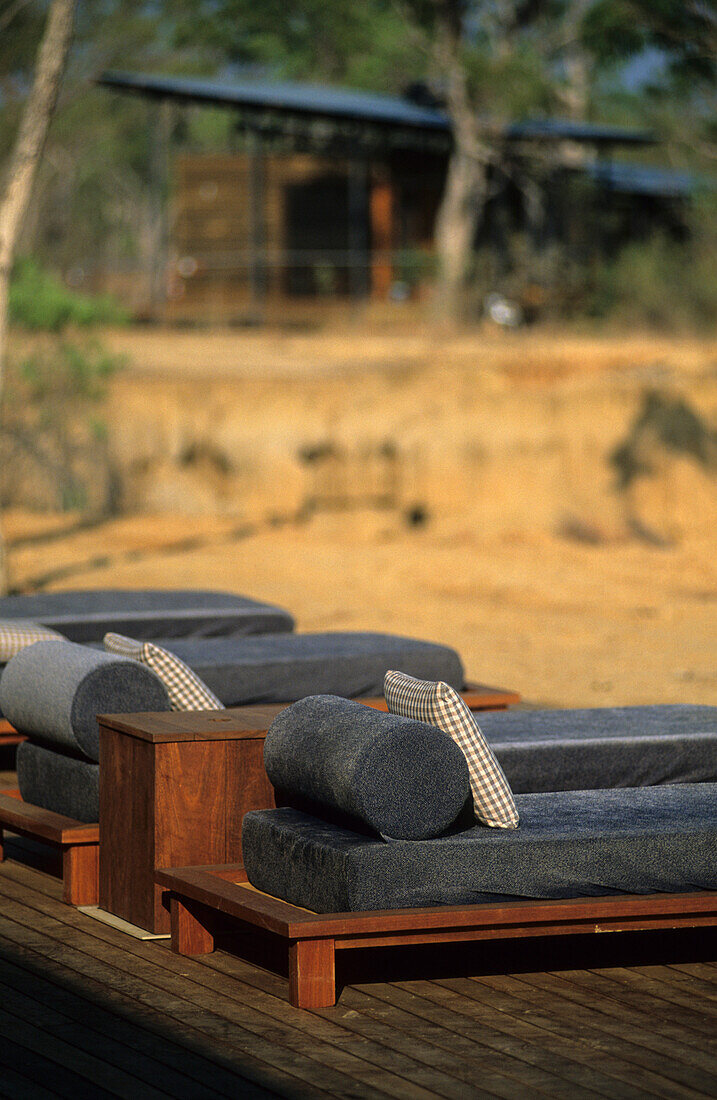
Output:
left=584, top=0, right=717, bottom=161
left=167, top=0, right=593, bottom=320
left=0, top=0, right=77, bottom=593
left=401, top=1, right=572, bottom=321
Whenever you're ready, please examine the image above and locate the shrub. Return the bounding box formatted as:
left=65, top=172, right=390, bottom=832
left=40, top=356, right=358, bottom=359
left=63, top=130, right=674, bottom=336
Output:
left=9, top=257, right=128, bottom=332
left=1, top=340, right=126, bottom=514
left=587, top=231, right=717, bottom=331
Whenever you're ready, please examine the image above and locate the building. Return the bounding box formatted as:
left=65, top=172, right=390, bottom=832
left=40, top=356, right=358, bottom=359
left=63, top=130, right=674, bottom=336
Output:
left=99, top=71, right=697, bottom=322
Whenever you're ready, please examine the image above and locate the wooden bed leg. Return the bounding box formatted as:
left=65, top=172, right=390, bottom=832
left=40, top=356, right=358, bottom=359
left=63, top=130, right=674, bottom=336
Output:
left=170, top=895, right=216, bottom=955
left=0, top=826, right=4, bottom=862
left=63, top=843, right=99, bottom=906
left=288, top=938, right=336, bottom=1009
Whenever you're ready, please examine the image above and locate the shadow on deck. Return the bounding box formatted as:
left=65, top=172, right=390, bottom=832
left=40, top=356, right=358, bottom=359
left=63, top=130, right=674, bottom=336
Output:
left=1, top=829, right=716, bottom=1098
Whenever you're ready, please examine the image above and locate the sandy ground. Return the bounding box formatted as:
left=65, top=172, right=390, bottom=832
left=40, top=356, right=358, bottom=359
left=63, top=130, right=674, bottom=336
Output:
left=4, top=324, right=717, bottom=709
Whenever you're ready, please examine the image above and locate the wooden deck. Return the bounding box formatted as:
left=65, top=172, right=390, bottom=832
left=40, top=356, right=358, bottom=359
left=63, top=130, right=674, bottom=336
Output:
left=1, top=774, right=716, bottom=1097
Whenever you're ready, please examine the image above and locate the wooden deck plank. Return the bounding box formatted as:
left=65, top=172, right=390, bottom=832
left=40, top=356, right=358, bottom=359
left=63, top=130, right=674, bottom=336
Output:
left=347, top=977, right=634, bottom=1100
left=0, top=1009, right=124, bottom=1100
left=178, top=951, right=491, bottom=1100
left=337, top=983, right=609, bottom=1100
left=418, top=974, right=705, bottom=1100
left=365, top=978, right=650, bottom=1100
left=469, top=972, right=715, bottom=1098
left=0, top=922, right=274, bottom=1098
left=0, top=911, right=357, bottom=1100
left=647, top=963, right=717, bottom=999
left=0, top=868, right=434, bottom=1100
left=0, top=961, right=232, bottom=1100
left=0, top=886, right=322, bottom=1099
left=204, top=948, right=599, bottom=1100
left=592, top=966, right=717, bottom=1027
left=0, top=1064, right=63, bottom=1100
left=563, top=968, right=717, bottom=1040
left=0, top=1038, right=116, bottom=1100
left=514, top=969, right=717, bottom=1080
left=6, top=883, right=451, bottom=1100
left=3, top=860, right=515, bottom=1100
left=2, top=847, right=717, bottom=1100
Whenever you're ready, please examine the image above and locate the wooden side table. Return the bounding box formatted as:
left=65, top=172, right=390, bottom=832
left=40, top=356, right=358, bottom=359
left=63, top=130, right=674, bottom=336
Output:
left=98, top=707, right=280, bottom=934
left=98, top=682, right=519, bottom=934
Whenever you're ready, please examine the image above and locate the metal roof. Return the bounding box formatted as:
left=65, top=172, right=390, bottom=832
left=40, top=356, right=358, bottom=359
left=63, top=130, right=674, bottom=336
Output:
left=98, top=71, right=655, bottom=145
left=585, top=161, right=698, bottom=198
left=507, top=118, right=655, bottom=145
left=98, top=71, right=449, bottom=132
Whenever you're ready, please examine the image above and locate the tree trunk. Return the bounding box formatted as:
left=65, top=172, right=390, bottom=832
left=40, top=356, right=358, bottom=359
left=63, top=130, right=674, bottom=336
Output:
left=432, top=9, right=494, bottom=324
left=433, top=146, right=490, bottom=322
left=0, top=0, right=76, bottom=594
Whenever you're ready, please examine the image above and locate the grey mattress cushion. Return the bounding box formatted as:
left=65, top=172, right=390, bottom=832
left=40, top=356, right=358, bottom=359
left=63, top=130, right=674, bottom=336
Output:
left=17, top=740, right=99, bottom=823
left=0, top=640, right=171, bottom=761
left=264, top=695, right=470, bottom=840
left=0, top=588, right=294, bottom=642
left=242, top=783, right=717, bottom=912
left=478, top=705, right=717, bottom=792
left=148, top=631, right=465, bottom=705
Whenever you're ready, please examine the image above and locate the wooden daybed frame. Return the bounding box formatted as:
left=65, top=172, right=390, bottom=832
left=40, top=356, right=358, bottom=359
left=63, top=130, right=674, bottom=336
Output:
left=0, top=718, right=26, bottom=749
left=0, top=788, right=99, bottom=904
left=156, top=863, right=717, bottom=1009
left=0, top=682, right=518, bottom=912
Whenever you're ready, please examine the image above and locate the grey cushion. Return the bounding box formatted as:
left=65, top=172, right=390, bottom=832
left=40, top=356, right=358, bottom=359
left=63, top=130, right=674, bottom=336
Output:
left=0, top=588, right=294, bottom=642
left=479, top=705, right=717, bottom=792
left=0, top=641, right=171, bottom=762
left=149, top=632, right=465, bottom=705
left=242, top=783, right=717, bottom=912
left=17, top=741, right=99, bottom=823
left=264, top=695, right=471, bottom=841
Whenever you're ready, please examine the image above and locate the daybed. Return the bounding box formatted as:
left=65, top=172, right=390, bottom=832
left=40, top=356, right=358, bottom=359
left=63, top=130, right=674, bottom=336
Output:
left=0, top=587, right=294, bottom=748
left=0, top=631, right=471, bottom=821
left=0, top=643, right=172, bottom=903
left=2, top=616, right=511, bottom=753
left=479, top=704, right=717, bottom=791
left=158, top=695, right=717, bottom=1008
left=0, top=634, right=505, bottom=915
left=106, top=630, right=473, bottom=707
left=0, top=587, right=295, bottom=643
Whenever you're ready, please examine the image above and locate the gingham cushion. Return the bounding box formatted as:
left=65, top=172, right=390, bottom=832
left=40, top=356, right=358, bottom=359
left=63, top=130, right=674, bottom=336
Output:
left=103, top=631, right=143, bottom=660
left=104, top=632, right=224, bottom=711
left=384, top=670, right=519, bottom=829
left=0, top=619, right=64, bottom=662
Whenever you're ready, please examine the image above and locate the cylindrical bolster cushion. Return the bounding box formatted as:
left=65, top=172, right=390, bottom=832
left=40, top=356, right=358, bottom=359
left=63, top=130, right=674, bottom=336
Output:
left=263, top=694, right=471, bottom=840
left=0, top=640, right=171, bottom=762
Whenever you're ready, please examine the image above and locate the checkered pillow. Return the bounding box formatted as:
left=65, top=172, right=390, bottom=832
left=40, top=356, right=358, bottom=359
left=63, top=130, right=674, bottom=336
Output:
left=104, top=632, right=224, bottom=712
left=384, top=670, right=519, bottom=829
left=0, top=619, right=64, bottom=662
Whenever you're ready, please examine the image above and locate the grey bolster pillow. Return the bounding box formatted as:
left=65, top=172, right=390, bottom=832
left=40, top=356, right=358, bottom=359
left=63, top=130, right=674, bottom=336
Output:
left=263, top=694, right=471, bottom=840
left=0, top=640, right=171, bottom=762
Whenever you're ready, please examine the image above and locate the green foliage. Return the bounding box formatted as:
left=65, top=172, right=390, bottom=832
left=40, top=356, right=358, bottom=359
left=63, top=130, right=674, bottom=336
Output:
left=582, top=1, right=648, bottom=66
left=20, top=338, right=124, bottom=400
left=171, top=0, right=425, bottom=91
left=17, top=339, right=125, bottom=401
left=1, top=338, right=125, bottom=514
left=9, top=258, right=128, bottom=331
left=587, top=231, right=717, bottom=330
left=464, top=43, right=559, bottom=120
